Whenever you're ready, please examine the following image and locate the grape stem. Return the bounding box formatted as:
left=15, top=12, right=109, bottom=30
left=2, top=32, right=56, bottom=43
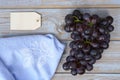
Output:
left=73, top=16, right=94, bottom=27
left=73, top=16, right=83, bottom=23
left=84, top=40, right=91, bottom=44
left=88, top=22, right=94, bottom=27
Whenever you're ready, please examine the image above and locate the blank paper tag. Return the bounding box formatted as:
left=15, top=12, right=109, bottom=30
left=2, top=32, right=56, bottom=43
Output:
left=10, top=12, right=41, bottom=30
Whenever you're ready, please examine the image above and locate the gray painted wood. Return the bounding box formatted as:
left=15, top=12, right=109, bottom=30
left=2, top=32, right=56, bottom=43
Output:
left=56, top=41, right=120, bottom=73
left=0, top=9, right=119, bottom=40
left=0, top=0, right=120, bottom=8
left=0, top=1, right=120, bottom=79
left=52, top=74, right=120, bottom=80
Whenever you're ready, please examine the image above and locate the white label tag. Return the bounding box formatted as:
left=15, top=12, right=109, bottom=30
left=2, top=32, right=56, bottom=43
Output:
left=10, top=12, right=41, bottom=30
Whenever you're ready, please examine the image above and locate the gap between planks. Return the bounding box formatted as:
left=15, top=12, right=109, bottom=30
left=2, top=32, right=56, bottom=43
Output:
left=1, top=5, right=120, bottom=9
left=1, top=0, right=120, bottom=9
left=52, top=73, right=120, bottom=80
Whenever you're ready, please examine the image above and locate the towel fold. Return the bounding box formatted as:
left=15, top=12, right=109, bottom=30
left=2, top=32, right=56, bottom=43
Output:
left=0, top=34, right=65, bottom=80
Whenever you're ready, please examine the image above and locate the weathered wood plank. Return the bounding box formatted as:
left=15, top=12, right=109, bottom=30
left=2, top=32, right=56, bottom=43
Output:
left=56, top=41, right=120, bottom=73
left=0, top=0, right=42, bottom=8
left=52, top=74, right=120, bottom=80
left=41, top=0, right=120, bottom=8
left=62, top=41, right=120, bottom=61
left=0, top=9, right=119, bottom=40
left=0, top=0, right=120, bottom=8
left=57, top=60, right=120, bottom=73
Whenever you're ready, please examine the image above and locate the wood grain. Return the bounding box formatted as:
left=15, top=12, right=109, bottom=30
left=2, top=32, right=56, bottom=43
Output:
left=52, top=74, right=120, bottom=80
left=56, top=41, right=120, bottom=73
left=0, top=0, right=120, bottom=8
left=0, top=0, right=120, bottom=79
left=0, top=9, right=119, bottom=40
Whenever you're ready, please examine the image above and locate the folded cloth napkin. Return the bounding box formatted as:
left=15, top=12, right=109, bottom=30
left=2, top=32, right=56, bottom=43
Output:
left=0, top=34, right=65, bottom=80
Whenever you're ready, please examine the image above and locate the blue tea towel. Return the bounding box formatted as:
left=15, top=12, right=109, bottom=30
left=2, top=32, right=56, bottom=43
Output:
left=0, top=34, right=65, bottom=80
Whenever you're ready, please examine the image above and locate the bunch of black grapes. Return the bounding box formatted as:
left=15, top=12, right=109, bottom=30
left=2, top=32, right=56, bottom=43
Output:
left=63, top=10, right=114, bottom=76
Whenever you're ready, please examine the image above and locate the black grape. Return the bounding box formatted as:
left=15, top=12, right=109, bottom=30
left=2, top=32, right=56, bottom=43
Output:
left=63, top=9, right=114, bottom=76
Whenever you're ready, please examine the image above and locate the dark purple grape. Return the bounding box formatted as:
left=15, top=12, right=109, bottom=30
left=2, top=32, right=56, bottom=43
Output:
left=84, top=28, right=92, bottom=35
left=64, top=24, right=76, bottom=32
left=69, top=41, right=75, bottom=48
left=104, top=34, right=110, bottom=43
left=82, top=45, right=91, bottom=53
left=90, top=36, right=95, bottom=41
left=107, top=25, right=114, bottom=32
left=88, top=58, right=96, bottom=64
left=69, top=61, right=77, bottom=69
left=71, top=69, right=77, bottom=76
left=99, top=27, right=105, bottom=34
left=98, top=49, right=103, bottom=54
left=77, top=42, right=84, bottom=49
left=65, top=14, right=74, bottom=24
left=71, top=42, right=78, bottom=49
left=77, top=15, right=83, bottom=20
left=73, top=10, right=82, bottom=20
left=72, top=41, right=83, bottom=49
left=95, top=54, right=102, bottom=60
left=76, top=23, right=83, bottom=32
left=101, top=19, right=108, bottom=26
left=64, top=25, right=71, bottom=32
left=73, top=10, right=81, bottom=16
left=80, top=60, right=87, bottom=66
left=71, top=31, right=80, bottom=40
left=98, top=35, right=106, bottom=41
left=90, top=42, right=99, bottom=48
left=106, top=16, right=113, bottom=24
left=70, top=49, right=77, bottom=56
left=106, top=33, right=110, bottom=39
left=74, top=36, right=81, bottom=40
left=77, top=68, right=85, bottom=74
left=84, top=55, right=92, bottom=61
left=100, top=42, right=109, bottom=49
left=78, top=65, right=85, bottom=70
left=105, top=39, right=110, bottom=43
left=92, top=31, right=99, bottom=38
left=86, top=64, right=93, bottom=71
left=71, top=32, right=76, bottom=40
left=91, top=14, right=99, bottom=24
left=63, top=62, right=70, bottom=70
left=104, top=30, right=109, bottom=35
left=82, top=32, right=90, bottom=40
left=75, top=50, right=84, bottom=59
left=69, top=24, right=75, bottom=32
left=90, top=49, right=98, bottom=56
left=84, top=35, right=91, bottom=40
left=83, top=13, right=91, bottom=22
left=66, top=56, right=76, bottom=62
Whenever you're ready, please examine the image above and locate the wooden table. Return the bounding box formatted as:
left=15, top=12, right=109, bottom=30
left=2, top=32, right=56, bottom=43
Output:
left=0, top=0, right=120, bottom=80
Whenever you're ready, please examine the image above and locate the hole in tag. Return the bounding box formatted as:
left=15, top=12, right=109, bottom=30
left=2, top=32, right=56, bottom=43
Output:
left=36, top=19, right=40, bottom=22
